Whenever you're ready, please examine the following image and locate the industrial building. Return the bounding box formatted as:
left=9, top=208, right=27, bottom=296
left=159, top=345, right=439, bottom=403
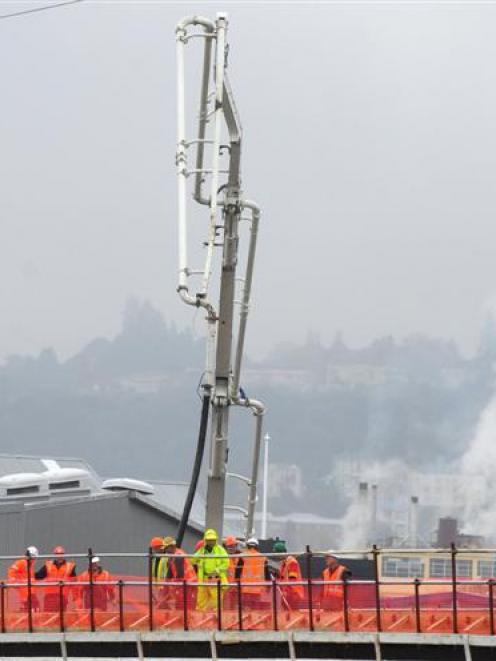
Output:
left=0, top=454, right=203, bottom=575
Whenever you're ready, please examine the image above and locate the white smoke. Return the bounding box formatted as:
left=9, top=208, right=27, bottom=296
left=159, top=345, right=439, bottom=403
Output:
left=458, top=391, right=496, bottom=539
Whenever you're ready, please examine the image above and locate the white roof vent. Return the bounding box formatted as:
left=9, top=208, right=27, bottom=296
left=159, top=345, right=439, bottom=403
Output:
left=43, top=467, right=91, bottom=493
left=0, top=472, right=49, bottom=498
left=102, top=478, right=155, bottom=495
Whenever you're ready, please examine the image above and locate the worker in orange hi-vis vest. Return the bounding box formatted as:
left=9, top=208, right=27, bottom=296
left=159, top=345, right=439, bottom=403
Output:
left=321, top=552, right=351, bottom=608
left=35, top=546, right=77, bottom=612
left=223, top=535, right=241, bottom=610
left=224, top=536, right=241, bottom=583
left=272, top=540, right=304, bottom=608
left=8, top=547, right=39, bottom=612
left=155, top=536, right=197, bottom=608
left=77, top=557, right=115, bottom=612
left=238, top=538, right=271, bottom=609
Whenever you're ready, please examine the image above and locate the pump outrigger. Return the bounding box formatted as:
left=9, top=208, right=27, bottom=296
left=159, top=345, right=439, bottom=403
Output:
left=175, top=13, right=265, bottom=541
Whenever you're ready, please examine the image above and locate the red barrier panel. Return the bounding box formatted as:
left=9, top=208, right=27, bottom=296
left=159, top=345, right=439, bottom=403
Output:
left=2, top=576, right=495, bottom=635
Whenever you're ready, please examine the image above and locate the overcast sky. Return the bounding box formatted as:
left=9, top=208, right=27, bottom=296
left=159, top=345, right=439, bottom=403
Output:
left=1, top=0, right=496, bottom=362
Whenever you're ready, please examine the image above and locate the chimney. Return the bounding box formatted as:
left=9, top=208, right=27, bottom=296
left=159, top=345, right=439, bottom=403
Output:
left=358, top=482, right=369, bottom=545
left=408, top=496, right=419, bottom=548
left=369, top=484, right=378, bottom=542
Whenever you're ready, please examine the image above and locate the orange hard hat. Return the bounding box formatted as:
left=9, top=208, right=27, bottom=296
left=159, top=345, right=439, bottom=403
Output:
left=195, top=540, right=205, bottom=551
left=150, top=537, right=164, bottom=549
left=53, top=546, right=65, bottom=555
left=224, top=536, right=238, bottom=547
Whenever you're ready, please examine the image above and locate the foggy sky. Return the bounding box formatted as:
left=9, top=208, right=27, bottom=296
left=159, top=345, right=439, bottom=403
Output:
left=1, top=0, right=496, bottom=363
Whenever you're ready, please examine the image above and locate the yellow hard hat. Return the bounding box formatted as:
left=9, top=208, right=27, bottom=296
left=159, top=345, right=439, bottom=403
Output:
left=163, top=536, right=176, bottom=548
left=204, top=528, right=218, bottom=541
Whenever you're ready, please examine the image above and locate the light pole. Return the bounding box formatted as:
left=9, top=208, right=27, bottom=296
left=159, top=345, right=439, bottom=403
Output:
left=261, top=433, right=270, bottom=539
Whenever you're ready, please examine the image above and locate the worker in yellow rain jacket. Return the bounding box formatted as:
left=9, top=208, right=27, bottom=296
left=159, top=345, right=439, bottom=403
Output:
left=191, top=529, right=229, bottom=611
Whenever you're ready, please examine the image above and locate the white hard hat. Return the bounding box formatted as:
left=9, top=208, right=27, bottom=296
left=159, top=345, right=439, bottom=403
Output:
left=26, top=546, right=39, bottom=558
left=91, top=556, right=100, bottom=564
left=246, top=537, right=259, bottom=547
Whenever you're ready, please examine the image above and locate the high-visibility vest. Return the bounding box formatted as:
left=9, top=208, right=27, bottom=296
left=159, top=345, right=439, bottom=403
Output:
left=279, top=556, right=304, bottom=600
left=8, top=558, right=35, bottom=602
left=240, top=549, right=266, bottom=595
left=157, top=549, right=197, bottom=582
left=191, top=545, right=229, bottom=584
left=322, top=564, right=348, bottom=599
left=175, top=548, right=197, bottom=582
left=78, top=569, right=115, bottom=608
left=43, top=561, right=76, bottom=595
left=227, top=555, right=240, bottom=582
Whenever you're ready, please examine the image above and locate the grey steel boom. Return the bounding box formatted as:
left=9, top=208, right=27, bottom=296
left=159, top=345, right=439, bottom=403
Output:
left=175, top=13, right=265, bottom=538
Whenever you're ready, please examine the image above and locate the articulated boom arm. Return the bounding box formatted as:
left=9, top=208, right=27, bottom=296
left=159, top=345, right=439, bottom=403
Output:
left=175, top=13, right=266, bottom=539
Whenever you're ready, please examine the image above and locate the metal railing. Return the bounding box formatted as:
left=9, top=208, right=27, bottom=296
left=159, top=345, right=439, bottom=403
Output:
left=1, top=546, right=496, bottom=635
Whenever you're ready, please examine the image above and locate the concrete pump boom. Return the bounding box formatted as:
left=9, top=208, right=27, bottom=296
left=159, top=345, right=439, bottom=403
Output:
left=175, top=13, right=265, bottom=539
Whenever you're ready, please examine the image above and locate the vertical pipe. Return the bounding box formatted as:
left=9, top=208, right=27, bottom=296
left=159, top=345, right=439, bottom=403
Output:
left=88, top=548, right=95, bottom=633
left=200, top=14, right=227, bottom=297
left=305, top=546, right=314, bottom=632
left=0, top=582, right=5, bottom=634
left=176, top=24, right=189, bottom=293
left=489, top=579, right=494, bottom=636
left=272, top=578, right=278, bottom=631
left=372, top=545, right=382, bottom=632
left=261, top=433, right=270, bottom=539
left=59, top=581, right=65, bottom=633
left=343, top=576, right=349, bottom=632
left=236, top=578, right=243, bottom=631
left=182, top=580, right=189, bottom=631
left=232, top=203, right=260, bottom=396
left=245, top=412, right=264, bottom=538
left=237, top=578, right=243, bottom=630
left=148, top=547, right=154, bottom=631
left=414, top=578, right=421, bottom=633
left=27, top=553, right=33, bottom=633
left=193, top=34, right=214, bottom=203
left=216, top=579, right=222, bottom=631
left=451, top=543, right=458, bottom=634
left=118, top=580, right=124, bottom=633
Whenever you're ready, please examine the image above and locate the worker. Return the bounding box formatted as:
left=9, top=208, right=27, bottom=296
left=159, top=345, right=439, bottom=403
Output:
left=78, top=557, right=115, bottom=612
left=272, top=540, right=304, bottom=608
left=224, top=536, right=241, bottom=582
left=191, top=529, right=229, bottom=611
left=155, top=537, right=197, bottom=608
left=35, top=546, right=77, bottom=612
left=223, top=536, right=241, bottom=610
left=237, top=537, right=270, bottom=608
left=8, top=547, right=39, bottom=612
left=150, top=536, right=165, bottom=580
left=321, top=552, right=351, bottom=607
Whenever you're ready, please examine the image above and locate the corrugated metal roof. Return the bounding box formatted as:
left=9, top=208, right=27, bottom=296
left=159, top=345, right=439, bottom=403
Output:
left=146, top=481, right=204, bottom=526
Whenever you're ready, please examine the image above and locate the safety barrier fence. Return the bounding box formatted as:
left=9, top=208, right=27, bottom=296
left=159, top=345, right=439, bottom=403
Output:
left=2, top=546, right=496, bottom=635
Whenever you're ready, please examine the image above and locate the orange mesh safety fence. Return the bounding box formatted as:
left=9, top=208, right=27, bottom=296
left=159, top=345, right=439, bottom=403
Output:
left=1, top=576, right=495, bottom=635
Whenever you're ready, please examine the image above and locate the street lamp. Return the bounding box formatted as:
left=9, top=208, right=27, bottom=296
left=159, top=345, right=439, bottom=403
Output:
left=261, top=432, right=270, bottom=539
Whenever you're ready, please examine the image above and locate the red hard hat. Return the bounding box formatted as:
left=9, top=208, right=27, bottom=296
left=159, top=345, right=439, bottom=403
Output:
left=53, top=546, right=65, bottom=555
left=150, top=537, right=164, bottom=549
left=224, top=536, right=238, bottom=547
left=195, top=540, right=205, bottom=551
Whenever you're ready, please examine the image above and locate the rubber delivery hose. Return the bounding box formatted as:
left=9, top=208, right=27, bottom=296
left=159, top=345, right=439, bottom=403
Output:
left=176, top=393, right=210, bottom=547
